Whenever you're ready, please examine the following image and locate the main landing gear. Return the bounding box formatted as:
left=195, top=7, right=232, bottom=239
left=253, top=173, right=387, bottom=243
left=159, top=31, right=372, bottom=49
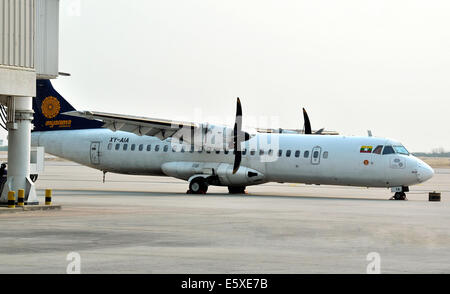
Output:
left=187, top=177, right=208, bottom=194
left=228, top=186, right=247, bottom=194
left=390, top=186, right=409, bottom=200
left=186, top=177, right=248, bottom=195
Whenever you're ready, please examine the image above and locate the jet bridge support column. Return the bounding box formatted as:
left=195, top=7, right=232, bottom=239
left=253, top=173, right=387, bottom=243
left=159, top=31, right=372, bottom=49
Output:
left=0, top=96, right=38, bottom=204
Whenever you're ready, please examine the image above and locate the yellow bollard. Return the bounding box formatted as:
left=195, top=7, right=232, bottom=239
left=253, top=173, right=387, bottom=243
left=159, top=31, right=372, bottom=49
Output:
left=7, top=191, right=15, bottom=208
left=17, top=189, right=25, bottom=207
left=45, top=189, right=52, bottom=205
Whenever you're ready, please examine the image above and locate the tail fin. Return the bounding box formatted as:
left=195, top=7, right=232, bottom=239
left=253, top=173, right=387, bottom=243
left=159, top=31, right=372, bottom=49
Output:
left=33, top=80, right=103, bottom=131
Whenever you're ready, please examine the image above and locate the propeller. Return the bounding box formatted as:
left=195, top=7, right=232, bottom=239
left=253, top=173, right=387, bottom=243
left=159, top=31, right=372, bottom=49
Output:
left=233, top=98, right=250, bottom=174
left=302, top=108, right=312, bottom=135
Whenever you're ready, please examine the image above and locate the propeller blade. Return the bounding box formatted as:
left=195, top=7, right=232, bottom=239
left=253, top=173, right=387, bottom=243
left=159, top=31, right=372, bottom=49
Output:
left=302, top=108, right=312, bottom=135
left=233, top=98, right=243, bottom=174
left=233, top=150, right=242, bottom=174
left=236, top=97, right=242, bottom=119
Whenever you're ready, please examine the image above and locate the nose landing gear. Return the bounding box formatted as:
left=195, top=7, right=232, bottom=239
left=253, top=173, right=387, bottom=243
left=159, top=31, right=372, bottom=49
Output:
left=390, top=192, right=407, bottom=200
left=390, top=186, right=409, bottom=200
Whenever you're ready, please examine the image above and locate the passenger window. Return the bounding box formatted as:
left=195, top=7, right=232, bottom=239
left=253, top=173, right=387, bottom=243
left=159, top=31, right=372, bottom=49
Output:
left=123, top=144, right=128, bottom=151
left=139, top=144, right=143, bottom=151
left=383, top=145, right=395, bottom=155
left=323, top=151, right=328, bottom=159
left=147, top=144, right=151, bottom=151
left=304, top=151, right=309, bottom=158
left=107, top=143, right=112, bottom=150
left=286, top=150, right=291, bottom=157
left=131, top=144, right=136, bottom=151
left=155, top=145, right=160, bottom=152
left=372, top=145, right=383, bottom=155
left=163, top=145, right=168, bottom=152
left=295, top=150, right=300, bottom=158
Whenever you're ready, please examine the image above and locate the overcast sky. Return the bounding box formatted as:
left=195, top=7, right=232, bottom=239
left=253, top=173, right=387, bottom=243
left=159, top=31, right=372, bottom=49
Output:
left=6, top=0, right=450, bottom=152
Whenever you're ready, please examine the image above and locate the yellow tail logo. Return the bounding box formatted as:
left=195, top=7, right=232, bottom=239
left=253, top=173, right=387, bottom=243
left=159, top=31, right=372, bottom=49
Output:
left=41, top=96, right=61, bottom=119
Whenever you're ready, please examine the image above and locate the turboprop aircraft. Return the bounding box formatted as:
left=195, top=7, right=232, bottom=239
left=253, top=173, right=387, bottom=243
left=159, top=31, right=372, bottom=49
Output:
left=31, top=80, right=434, bottom=200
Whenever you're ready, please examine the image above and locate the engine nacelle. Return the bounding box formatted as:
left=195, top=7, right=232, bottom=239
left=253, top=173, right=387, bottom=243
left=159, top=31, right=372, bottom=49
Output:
left=215, top=163, right=265, bottom=186
left=170, top=123, right=252, bottom=151
left=161, top=162, right=266, bottom=186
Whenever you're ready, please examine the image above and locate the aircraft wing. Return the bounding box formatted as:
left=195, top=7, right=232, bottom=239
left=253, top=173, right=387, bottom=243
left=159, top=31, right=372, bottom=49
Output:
left=64, top=110, right=199, bottom=141
left=255, top=127, right=339, bottom=135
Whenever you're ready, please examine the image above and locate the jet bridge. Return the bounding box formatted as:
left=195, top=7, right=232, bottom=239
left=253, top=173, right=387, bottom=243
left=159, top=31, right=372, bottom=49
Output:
left=0, top=0, right=60, bottom=204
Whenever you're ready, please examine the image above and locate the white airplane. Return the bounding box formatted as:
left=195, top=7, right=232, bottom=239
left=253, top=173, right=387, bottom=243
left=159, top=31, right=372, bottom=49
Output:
left=31, top=80, right=434, bottom=200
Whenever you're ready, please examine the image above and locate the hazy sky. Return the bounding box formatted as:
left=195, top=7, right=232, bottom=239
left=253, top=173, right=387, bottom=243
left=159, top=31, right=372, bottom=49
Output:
left=6, top=0, right=450, bottom=152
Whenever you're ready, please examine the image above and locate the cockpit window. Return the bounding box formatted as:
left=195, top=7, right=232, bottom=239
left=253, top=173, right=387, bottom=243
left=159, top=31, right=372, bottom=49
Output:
left=372, top=145, right=383, bottom=155
left=382, top=145, right=395, bottom=155
left=393, top=145, right=409, bottom=155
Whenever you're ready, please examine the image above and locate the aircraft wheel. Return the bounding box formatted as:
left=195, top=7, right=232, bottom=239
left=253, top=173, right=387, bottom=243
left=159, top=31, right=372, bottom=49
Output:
left=228, top=186, right=247, bottom=194
left=391, top=192, right=407, bottom=200
left=188, top=178, right=208, bottom=194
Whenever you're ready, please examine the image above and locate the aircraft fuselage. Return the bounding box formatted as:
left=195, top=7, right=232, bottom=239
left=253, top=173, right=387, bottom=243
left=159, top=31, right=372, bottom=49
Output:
left=31, top=129, right=434, bottom=189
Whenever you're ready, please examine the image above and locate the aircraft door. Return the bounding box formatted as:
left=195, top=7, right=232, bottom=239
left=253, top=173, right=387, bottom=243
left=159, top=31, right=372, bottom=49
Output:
left=311, top=146, right=322, bottom=165
left=90, top=142, right=100, bottom=165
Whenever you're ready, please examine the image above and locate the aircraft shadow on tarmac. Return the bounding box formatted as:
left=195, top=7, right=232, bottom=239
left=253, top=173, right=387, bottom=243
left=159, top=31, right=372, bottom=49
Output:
left=36, top=189, right=392, bottom=202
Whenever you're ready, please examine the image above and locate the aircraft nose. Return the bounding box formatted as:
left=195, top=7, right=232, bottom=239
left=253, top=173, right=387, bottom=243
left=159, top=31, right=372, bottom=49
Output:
left=416, top=161, right=434, bottom=182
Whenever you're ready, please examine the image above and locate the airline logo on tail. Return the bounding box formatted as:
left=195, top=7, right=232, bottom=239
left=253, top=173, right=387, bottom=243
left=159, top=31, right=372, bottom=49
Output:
left=41, top=96, right=72, bottom=128
left=41, top=96, right=61, bottom=119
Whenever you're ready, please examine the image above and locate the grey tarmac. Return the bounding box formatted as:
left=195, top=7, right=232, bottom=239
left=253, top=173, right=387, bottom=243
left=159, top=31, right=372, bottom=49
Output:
left=0, top=160, right=449, bottom=273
